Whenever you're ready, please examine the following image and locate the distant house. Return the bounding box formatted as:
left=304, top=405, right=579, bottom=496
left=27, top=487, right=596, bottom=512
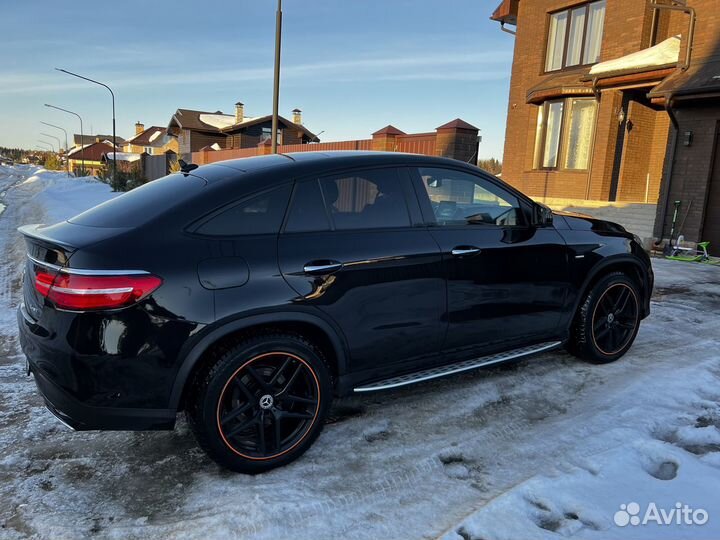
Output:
left=71, top=134, right=125, bottom=151
left=123, top=123, right=178, bottom=155
left=167, top=102, right=318, bottom=158
left=67, top=140, right=118, bottom=176
left=101, top=152, right=142, bottom=174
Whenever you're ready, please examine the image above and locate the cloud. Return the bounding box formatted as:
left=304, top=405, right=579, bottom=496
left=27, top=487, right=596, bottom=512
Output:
left=0, top=51, right=512, bottom=95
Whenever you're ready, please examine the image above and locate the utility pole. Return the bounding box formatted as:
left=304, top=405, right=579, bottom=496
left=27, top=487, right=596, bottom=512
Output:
left=271, top=0, right=282, bottom=154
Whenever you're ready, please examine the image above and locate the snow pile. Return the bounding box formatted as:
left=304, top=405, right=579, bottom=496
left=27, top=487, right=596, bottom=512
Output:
left=590, top=35, right=680, bottom=76
left=21, top=170, right=118, bottom=224
left=442, top=357, right=720, bottom=540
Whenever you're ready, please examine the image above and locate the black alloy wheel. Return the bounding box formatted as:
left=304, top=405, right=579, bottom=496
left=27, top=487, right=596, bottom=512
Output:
left=216, top=352, right=320, bottom=460
left=568, top=272, right=642, bottom=363
left=187, top=332, right=332, bottom=473
left=590, top=283, right=639, bottom=356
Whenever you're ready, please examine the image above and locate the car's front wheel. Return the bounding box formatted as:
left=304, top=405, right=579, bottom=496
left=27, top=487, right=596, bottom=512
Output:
left=568, top=271, right=642, bottom=364
left=186, top=332, right=332, bottom=473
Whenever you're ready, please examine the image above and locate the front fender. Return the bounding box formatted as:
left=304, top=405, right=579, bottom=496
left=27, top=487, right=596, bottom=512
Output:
left=570, top=253, right=652, bottom=323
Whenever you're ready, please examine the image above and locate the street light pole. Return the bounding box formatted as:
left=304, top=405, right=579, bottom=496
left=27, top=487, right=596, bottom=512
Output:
left=40, top=121, right=70, bottom=177
left=38, top=139, right=56, bottom=152
left=271, top=0, right=282, bottom=154
left=41, top=133, right=61, bottom=151
left=45, top=103, right=85, bottom=176
left=55, top=68, right=116, bottom=187
left=40, top=133, right=64, bottom=173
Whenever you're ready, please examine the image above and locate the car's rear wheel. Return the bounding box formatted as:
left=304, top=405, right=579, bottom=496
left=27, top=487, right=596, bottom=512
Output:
left=186, top=332, right=332, bottom=473
left=568, top=272, right=641, bottom=364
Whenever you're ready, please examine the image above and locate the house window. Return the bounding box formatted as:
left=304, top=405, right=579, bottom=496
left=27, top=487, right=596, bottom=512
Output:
left=545, top=0, right=606, bottom=72
left=261, top=127, right=282, bottom=145
left=534, top=98, right=597, bottom=170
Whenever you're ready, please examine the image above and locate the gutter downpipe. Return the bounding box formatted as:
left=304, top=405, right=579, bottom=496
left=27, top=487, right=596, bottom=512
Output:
left=649, top=0, right=695, bottom=244
left=655, top=92, right=679, bottom=245
left=649, top=1, right=696, bottom=71
left=500, top=22, right=517, bottom=36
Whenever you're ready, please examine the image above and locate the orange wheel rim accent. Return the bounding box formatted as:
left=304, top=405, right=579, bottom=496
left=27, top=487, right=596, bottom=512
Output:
left=216, top=352, right=321, bottom=461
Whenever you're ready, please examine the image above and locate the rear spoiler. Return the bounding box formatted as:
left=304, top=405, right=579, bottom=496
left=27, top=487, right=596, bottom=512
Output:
left=18, top=224, right=77, bottom=251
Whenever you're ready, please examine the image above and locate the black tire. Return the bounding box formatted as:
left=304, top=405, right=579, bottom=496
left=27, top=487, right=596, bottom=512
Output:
left=568, top=272, right=642, bottom=364
left=186, top=332, right=332, bottom=473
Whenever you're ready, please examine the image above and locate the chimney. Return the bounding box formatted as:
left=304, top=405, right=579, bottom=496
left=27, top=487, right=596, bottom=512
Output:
left=292, top=108, right=303, bottom=125
left=235, top=102, right=244, bottom=124
left=135, top=121, right=144, bottom=135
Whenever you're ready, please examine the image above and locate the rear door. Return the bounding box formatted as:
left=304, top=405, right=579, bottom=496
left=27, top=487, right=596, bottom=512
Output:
left=409, top=166, right=570, bottom=356
left=278, top=167, right=446, bottom=375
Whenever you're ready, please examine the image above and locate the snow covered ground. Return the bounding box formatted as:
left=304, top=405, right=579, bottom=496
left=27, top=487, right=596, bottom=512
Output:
left=0, top=166, right=719, bottom=540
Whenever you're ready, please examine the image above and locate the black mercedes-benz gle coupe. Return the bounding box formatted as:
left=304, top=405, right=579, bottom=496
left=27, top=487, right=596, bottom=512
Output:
left=18, top=152, right=653, bottom=473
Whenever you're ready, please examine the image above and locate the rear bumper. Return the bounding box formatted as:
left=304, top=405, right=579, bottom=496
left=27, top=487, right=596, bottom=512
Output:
left=18, top=304, right=176, bottom=431
left=30, top=364, right=176, bottom=430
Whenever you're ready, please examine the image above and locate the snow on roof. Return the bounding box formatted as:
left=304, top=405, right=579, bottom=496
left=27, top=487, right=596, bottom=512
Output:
left=67, top=144, right=91, bottom=156
left=104, top=152, right=141, bottom=162
left=198, top=113, right=236, bottom=129
left=148, top=130, right=163, bottom=143
left=198, top=113, right=262, bottom=130
left=589, top=35, right=680, bottom=76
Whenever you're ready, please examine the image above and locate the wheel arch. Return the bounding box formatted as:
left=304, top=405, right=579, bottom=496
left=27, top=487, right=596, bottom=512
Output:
left=572, top=255, right=651, bottom=320
left=169, top=311, right=349, bottom=411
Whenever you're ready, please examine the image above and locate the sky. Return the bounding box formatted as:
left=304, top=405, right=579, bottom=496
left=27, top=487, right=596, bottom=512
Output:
left=0, top=0, right=515, bottom=159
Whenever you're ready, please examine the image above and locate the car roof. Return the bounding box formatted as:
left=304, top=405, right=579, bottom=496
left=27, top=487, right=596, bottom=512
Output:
left=193, top=151, right=476, bottom=181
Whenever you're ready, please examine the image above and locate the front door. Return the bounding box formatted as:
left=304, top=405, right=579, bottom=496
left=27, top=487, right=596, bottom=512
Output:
left=409, top=166, right=570, bottom=357
left=278, top=167, right=446, bottom=375
left=703, top=122, right=720, bottom=256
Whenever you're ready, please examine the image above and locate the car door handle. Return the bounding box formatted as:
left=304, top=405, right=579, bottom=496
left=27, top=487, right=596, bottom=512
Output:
left=451, top=246, right=482, bottom=257
left=303, top=260, right=343, bottom=275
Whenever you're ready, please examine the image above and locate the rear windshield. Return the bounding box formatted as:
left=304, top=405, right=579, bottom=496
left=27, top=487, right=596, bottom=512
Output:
left=68, top=171, right=226, bottom=228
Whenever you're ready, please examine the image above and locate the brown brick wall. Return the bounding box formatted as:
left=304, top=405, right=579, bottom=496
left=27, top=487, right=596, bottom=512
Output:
left=652, top=0, right=720, bottom=243
left=654, top=105, right=719, bottom=243
left=435, top=128, right=479, bottom=163
left=501, top=0, right=674, bottom=202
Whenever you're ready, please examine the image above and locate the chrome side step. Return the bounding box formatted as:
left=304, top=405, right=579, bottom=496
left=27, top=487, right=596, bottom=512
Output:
left=353, top=341, right=562, bottom=393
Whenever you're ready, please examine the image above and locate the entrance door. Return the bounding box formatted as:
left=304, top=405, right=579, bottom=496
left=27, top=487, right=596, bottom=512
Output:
left=703, top=123, right=720, bottom=256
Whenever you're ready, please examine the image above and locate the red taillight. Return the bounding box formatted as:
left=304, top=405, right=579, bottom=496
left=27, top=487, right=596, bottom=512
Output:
left=34, top=271, right=162, bottom=311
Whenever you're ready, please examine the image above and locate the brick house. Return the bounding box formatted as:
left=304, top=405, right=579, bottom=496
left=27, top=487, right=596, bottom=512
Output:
left=167, top=103, right=318, bottom=158
left=492, top=0, right=720, bottom=253
left=71, top=134, right=125, bottom=152
left=67, top=140, right=118, bottom=176
left=123, top=123, right=178, bottom=156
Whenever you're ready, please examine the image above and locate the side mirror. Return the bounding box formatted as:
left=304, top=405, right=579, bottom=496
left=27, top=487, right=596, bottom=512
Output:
left=533, top=203, right=554, bottom=227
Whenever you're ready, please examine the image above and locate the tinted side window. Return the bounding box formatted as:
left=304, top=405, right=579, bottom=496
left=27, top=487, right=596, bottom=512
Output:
left=285, top=180, right=331, bottom=233
left=418, top=167, right=523, bottom=227
left=319, top=168, right=411, bottom=230
left=195, top=184, right=291, bottom=236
